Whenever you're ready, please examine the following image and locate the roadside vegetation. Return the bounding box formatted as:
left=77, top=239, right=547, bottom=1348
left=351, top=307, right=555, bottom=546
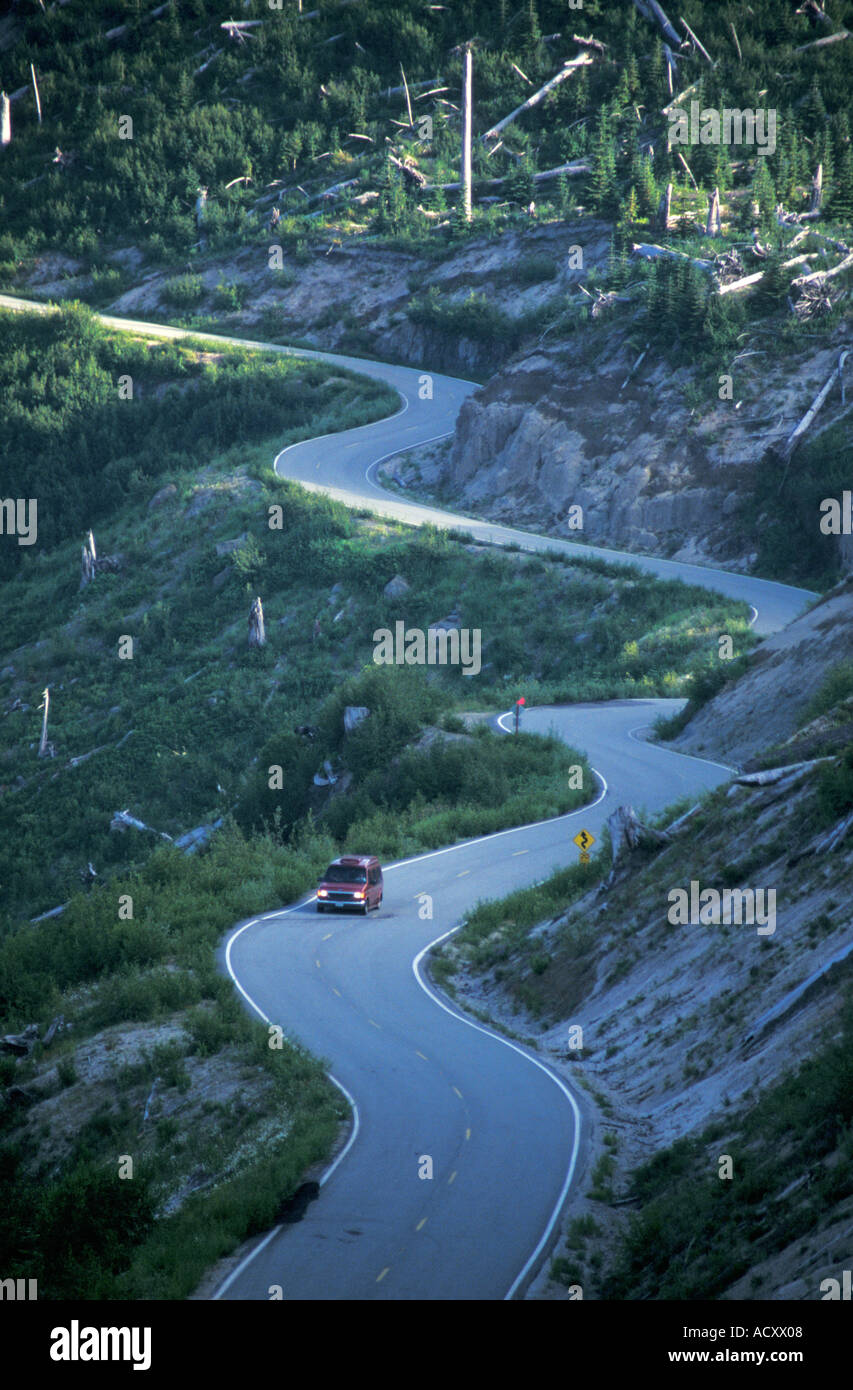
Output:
left=602, top=991, right=853, bottom=1299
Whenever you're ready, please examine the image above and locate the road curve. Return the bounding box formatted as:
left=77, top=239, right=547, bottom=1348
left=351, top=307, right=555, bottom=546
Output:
left=0, top=293, right=816, bottom=632
left=0, top=295, right=817, bottom=1298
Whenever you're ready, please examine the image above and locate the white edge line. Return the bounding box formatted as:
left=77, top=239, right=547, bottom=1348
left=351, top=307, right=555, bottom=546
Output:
left=273, top=390, right=410, bottom=475
left=214, top=899, right=360, bottom=1300
left=626, top=723, right=737, bottom=775
left=411, top=936, right=581, bottom=1300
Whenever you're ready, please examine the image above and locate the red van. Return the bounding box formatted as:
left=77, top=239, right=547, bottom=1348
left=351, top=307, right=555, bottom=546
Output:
left=316, top=856, right=383, bottom=914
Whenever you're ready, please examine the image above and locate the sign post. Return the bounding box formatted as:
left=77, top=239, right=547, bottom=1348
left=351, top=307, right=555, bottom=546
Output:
left=514, top=696, right=525, bottom=734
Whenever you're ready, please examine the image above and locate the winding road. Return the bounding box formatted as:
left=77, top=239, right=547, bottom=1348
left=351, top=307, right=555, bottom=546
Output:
left=0, top=296, right=818, bottom=1299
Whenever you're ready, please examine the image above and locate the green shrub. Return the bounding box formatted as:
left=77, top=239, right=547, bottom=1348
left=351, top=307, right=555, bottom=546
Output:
left=161, top=274, right=205, bottom=307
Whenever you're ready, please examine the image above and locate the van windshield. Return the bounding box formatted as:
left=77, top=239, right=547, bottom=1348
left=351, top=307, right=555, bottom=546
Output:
left=323, top=864, right=367, bottom=883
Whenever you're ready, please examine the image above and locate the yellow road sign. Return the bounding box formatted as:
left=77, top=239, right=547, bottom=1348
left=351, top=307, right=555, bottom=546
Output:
left=573, top=829, right=595, bottom=852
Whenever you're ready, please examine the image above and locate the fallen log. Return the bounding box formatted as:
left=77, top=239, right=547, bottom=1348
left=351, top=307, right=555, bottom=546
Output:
left=794, top=28, right=851, bottom=52
left=790, top=249, right=853, bottom=290
left=717, top=253, right=814, bottom=297
left=389, top=153, right=427, bottom=188
left=607, top=804, right=669, bottom=881
left=619, top=341, right=651, bottom=392
left=43, top=1015, right=65, bottom=1047
left=734, top=757, right=833, bottom=786
left=572, top=34, right=607, bottom=53
left=423, top=160, right=590, bottom=193
left=631, top=242, right=714, bottom=270
left=679, top=16, right=712, bottom=63
left=483, top=53, right=594, bottom=142
left=1, top=1024, right=39, bottom=1057
left=633, top=0, right=683, bottom=48
left=110, top=809, right=173, bottom=840
left=661, top=79, right=699, bottom=117
left=772, top=347, right=852, bottom=466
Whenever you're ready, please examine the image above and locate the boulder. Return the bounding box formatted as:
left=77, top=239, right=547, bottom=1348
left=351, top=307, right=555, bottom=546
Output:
left=344, top=705, right=370, bottom=735
left=383, top=574, right=410, bottom=599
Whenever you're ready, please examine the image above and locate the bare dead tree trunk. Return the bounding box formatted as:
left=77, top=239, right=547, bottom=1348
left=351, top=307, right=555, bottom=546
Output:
left=400, top=64, right=414, bottom=126
left=662, top=42, right=678, bottom=96
left=462, top=46, right=472, bottom=222
left=248, top=596, right=266, bottom=648
left=795, top=28, right=851, bottom=53
left=675, top=150, right=698, bottom=189
left=38, top=687, right=51, bottom=758
left=81, top=532, right=96, bottom=586
left=424, top=160, right=589, bottom=193
left=30, top=65, right=41, bottom=123
left=728, top=21, right=742, bottom=60
left=80, top=530, right=96, bottom=587
left=1, top=93, right=10, bottom=149
left=483, top=52, right=593, bottom=142
left=633, top=0, right=683, bottom=46
left=606, top=805, right=669, bottom=882
left=774, top=348, right=851, bottom=469
left=706, top=186, right=721, bottom=236
left=680, top=16, right=712, bottom=62
left=809, top=164, right=823, bottom=217
left=662, top=79, right=699, bottom=117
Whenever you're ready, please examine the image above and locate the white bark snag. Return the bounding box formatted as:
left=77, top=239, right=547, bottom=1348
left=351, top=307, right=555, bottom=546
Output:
left=656, top=182, right=672, bottom=230
left=483, top=53, right=593, bottom=142
left=706, top=186, right=721, bottom=236
left=30, top=65, right=41, bottom=123
left=248, top=596, right=266, bottom=647
left=809, top=164, right=823, bottom=217
left=400, top=65, right=414, bottom=126
left=676, top=149, right=698, bottom=189
left=38, top=687, right=51, bottom=758
left=195, top=187, right=208, bottom=225
left=1, top=93, right=10, bottom=149
left=80, top=530, right=96, bottom=587
left=462, top=46, right=472, bottom=222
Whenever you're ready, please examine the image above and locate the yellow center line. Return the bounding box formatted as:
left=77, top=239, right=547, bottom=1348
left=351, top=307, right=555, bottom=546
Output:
left=453, top=1086, right=463, bottom=1099
left=416, top=1050, right=429, bottom=1061
left=322, top=932, right=333, bottom=941
left=376, top=1267, right=390, bottom=1283
left=415, top=1218, right=427, bottom=1232
left=456, top=869, right=470, bottom=877
left=465, top=1128, right=471, bottom=1141
left=368, top=1019, right=381, bottom=1029
left=315, top=959, right=321, bottom=968
left=448, top=1170, right=457, bottom=1185
left=512, top=849, right=528, bottom=856
left=332, top=987, right=341, bottom=997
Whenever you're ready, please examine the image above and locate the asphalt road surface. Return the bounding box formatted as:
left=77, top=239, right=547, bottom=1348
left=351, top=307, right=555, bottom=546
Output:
left=0, top=296, right=817, bottom=1299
